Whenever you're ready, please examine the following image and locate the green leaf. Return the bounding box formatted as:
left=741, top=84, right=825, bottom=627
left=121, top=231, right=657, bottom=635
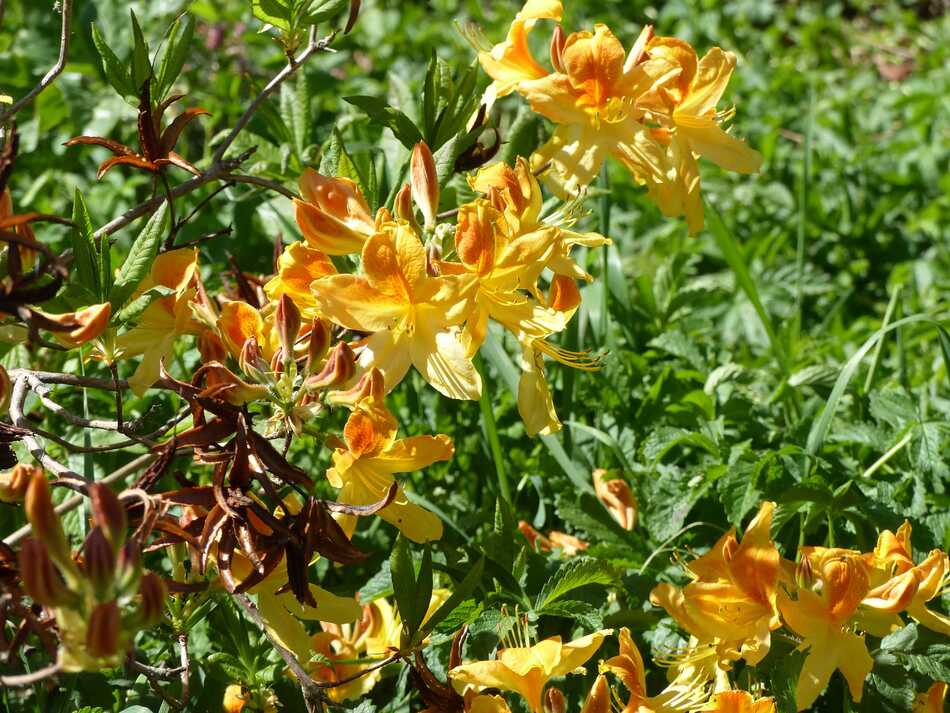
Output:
left=536, top=600, right=603, bottom=630
left=110, top=205, right=168, bottom=311
left=307, top=0, right=349, bottom=23
left=319, top=127, right=373, bottom=200
left=416, top=558, right=485, bottom=644
left=71, top=189, right=101, bottom=301
left=251, top=0, right=295, bottom=31
left=409, top=546, right=433, bottom=639
left=114, top=286, right=174, bottom=325
left=155, top=14, right=195, bottom=100
left=344, top=95, right=423, bottom=150
left=535, top=557, right=621, bottom=611
left=91, top=23, right=134, bottom=99
left=129, top=10, right=153, bottom=92
left=389, top=534, right=417, bottom=642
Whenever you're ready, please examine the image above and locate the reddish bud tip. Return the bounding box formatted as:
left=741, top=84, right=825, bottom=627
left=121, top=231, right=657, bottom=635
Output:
left=305, top=341, right=356, bottom=390
left=24, top=472, right=70, bottom=564
left=306, top=318, right=333, bottom=374
left=550, top=25, right=567, bottom=73
left=275, top=294, right=302, bottom=371
left=545, top=687, right=567, bottom=713
left=19, top=538, right=69, bottom=607
left=89, top=483, right=127, bottom=551
left=83, top=527, right=117, bottom=596
left=86, top=600, right=121, bottom=659
left=138, top=571, right=167, bottom=627
left=410, top=142, right=439, bottom=231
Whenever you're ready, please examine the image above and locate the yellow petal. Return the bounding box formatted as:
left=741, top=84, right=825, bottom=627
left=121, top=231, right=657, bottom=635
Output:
left=375, top=434, right=454, bottom=473
left=676, top=120, right=763, bottom=174
left=281, top=585, right=362, bottom=624
left=410, top=321, right=482, bottom=400
left=678, top=47, right=736, bottom=118
left=356, top=329, right=414, bottom=392
left=311, top=274, right=407, bottom=332
left=517, top=345, right=560, bottom=437
left=532, top=123, right=608, bottom=198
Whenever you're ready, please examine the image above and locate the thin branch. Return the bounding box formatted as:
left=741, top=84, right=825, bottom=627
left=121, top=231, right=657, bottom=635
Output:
left=128, top=659, right=186, bottom=678
left=233, top=594, right=326, bottom=713
left=0, top=662, right=61, bottom=687
left=8, top=368, right=127, bottom=391
left=211, top=29, right=337, bottom=164
left=0, top=0, right=73, bottom=124
left=225, top=173, right=299, bottom=200
left=178, top=632, right=190, bottom=705
left=9, top=376, right=86, bottom=484
left=3, top=451, right=157, bottom=546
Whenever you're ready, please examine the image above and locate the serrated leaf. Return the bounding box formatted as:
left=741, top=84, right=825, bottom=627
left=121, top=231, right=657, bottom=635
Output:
left=71, top=189, right=101, bottom=301
left=535, top=557, right=620, bottom=611
left=91, top=24, right=134, bottom=99
left=110, top=205, right=168, bottom=311
left=344, top=95, right=422, bottom=149
left=536, top=599, right=603, bottom=630
left=155, top=14, right=195, bottom=100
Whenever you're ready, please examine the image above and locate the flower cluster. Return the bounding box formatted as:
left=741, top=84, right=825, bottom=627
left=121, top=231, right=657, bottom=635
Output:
left=471, top=0, right=763, bottom=234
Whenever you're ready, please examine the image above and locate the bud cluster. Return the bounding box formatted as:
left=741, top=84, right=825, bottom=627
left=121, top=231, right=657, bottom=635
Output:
left=18, top=471, right=166, bottom=671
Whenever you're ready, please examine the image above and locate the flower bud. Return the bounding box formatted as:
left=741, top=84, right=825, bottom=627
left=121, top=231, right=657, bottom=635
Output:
left=86, top=600, right=121, bottom=659
left=239, top=337, right=268, bottom=382
left=89, top=483, right=127, bottom=551
left=306, top=318, right=332, bottom=374
left=550, top=25, right=566, bottom=73
left=0, top=364, right=11, bottom=414
left=223, top=684, right=248, bottom=713
left=275, top=294, right=302, bottom=371
left=198, top=330, right=228, bottom=363
left=411, top=141, right=439, bottom=231
left=24, top=472, right=71, bottom=566
left=115, top=540, right=143, bottom=595
left=138, top=571, right=167, bottom=627
left=545, top=687, right=567, bottom=713
left=593, top=469, right=637, bottom=531
left=0, top=463, right=39, bottom=503
left=795, top=554, right=813, bottom=589
left=327, top=367, right=385, bottom=409
left=547, top=531, right=588, bottom=556
left=394, top=183, right=422, bottom=234
left=426, top=239, right=442, bottom=277
left=45, top=302, right=112, bottom=348
left=305, top=342, right=356, bottom=390
left=19, top=538, right=69, bottom=607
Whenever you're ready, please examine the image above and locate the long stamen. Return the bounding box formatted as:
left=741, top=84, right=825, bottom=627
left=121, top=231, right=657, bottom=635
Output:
left=535, top=339, right=606, bottom=371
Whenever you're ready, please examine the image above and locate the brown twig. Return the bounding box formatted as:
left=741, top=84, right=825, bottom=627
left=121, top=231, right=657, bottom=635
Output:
left=225, top=173, right=299, bottom=200
left=0, top=0, right=73, bottom=124
left=177, top=632, right=190, bottom=705
left=233, top=594, right=327, bottom=713
left=8, top=368, right=128, bottom=391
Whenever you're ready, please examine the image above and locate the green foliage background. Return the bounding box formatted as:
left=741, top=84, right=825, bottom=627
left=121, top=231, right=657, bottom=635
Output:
left=1, top=0, right=948, bottom=711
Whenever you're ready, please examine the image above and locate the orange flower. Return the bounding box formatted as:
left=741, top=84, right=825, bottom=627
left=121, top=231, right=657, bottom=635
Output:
left=593, top=469, right=636, bottom=530
left=295, top=169, right=376, bottom=255
left=650, top=501, right=782, bottom=666
left=39, top=302, right=111, bottom=347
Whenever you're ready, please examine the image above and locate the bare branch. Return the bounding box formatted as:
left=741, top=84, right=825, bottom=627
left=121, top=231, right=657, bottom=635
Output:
left=233, top=594, right=326, bottom=713
left=0, top=0, right=73, bottom=124
left=211, top=29, right=337, bottom=164
left=0, top=662, right=61, bottom=687
left=224, top=173, right=299, bottom=200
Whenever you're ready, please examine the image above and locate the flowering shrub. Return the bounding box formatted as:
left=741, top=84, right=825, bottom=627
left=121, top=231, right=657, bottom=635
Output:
left=1, top=1, right=948, bottom=712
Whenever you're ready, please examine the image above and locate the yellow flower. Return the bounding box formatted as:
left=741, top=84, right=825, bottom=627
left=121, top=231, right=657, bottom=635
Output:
left=601, top=627, right=712, bottom=712
left=778, top=549, right=874, bottom=710
left=114, top=248, right=201, bottom=395
left=311, top=221, right=480, bottom=399
left=264, top=240, right=337, bottom=317
left=449, top=629, right=610, bottom=713
left=295, top=169, right=376, bottom=255
left=703, top=691, right=776, bottom=713
left=478, top=3, right=761, bottom=233
left=326, top=369, right=451, bottom=543
left=650, top=501, right=782, bottom=666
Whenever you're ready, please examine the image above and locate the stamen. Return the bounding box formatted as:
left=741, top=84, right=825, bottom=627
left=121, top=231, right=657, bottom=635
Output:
left=534, top=339, right=606, bottom=371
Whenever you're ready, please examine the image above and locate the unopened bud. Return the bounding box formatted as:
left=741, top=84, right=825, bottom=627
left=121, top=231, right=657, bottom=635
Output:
left=410, top=141, right=439, bottom=231
left=306, top=318, right=332, bottom=374
left=19, top=538, right=69, bottom=607
left=86, top=600, right=121, bottom=659
left=83, top=527, right=117, bottom=597
left=89, top=483, right=126, bottom=551
left=138, top=571, right=166, bottom=626
left=550, top=25, right=566, bottom=73
left=0, top=463, right=39, bottom=503
left=116, top=540, right=142, bottom=594
left=305, top=342, right=356, bottom=390
left=394, top=183, right=422, bottom=233
left=327, top=367, right=385, bottom=408
left=545, top=687, right=567, bottom=713
left=198, top=330, right=228, bottom=363
left=592, top=469, right=637, bottom=531
left=239, top=337, right=268, bottom=381
left=275, top=294, right=302, bottom=371
left=0, top=364, right=11, bottom=414
left=24, top=473, right=71, bottom=566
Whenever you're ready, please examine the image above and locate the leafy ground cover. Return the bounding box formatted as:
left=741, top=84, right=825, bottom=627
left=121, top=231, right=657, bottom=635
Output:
left=0, top=0, right=949, bottom=711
